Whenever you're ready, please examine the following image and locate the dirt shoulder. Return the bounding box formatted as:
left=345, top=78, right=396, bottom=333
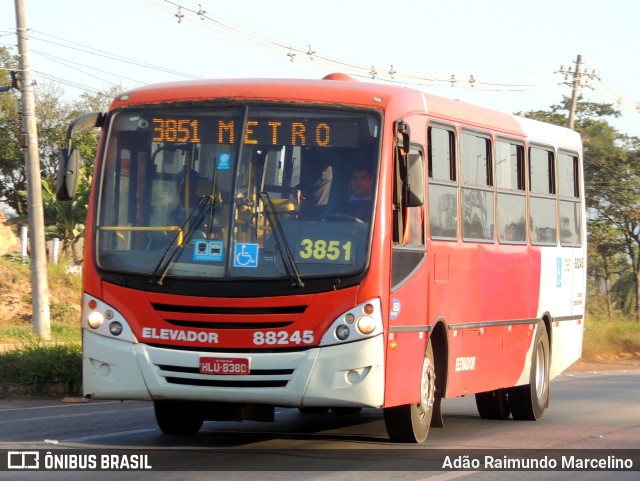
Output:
left=567, top=358, right=640, bottom=372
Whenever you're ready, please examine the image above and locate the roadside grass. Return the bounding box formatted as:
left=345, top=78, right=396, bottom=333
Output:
left=0, top=255, right=83, bottom=397
left=0, top=342, right=82, bottom=397
left=0, top=255, right=81, bottom=344
left=583, top=303, right=640, bottom=361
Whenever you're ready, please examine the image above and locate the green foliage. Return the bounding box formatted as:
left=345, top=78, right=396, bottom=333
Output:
left=0, top=342, right=82, bottom=397
left=40, top=178, right=91, bottom=262
left=0, top=47, right=26, bottom=216
left=612, top=273, right=638, bottom=316
left=0, top=255, right=81, bottom=344
left=1, top=44, right=110, bottom=225
left=584, top=296, right=640, bottom=360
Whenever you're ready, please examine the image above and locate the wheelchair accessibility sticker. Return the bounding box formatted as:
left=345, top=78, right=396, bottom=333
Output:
left=234, top=243, right=259, bottom=268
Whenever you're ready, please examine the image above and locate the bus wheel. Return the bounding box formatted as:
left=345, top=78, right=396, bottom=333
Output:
left=475, top=389, right=510, bottom=420
left=383, top=342, right=436, bottom=443
left=154, top=400, right=206, bottom=435
left=508, top=322, right=550, bottom=420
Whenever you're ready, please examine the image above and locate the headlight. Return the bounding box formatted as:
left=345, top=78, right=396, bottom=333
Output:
left=336, top=325, right=351, bottom=340
left=357, top=315, right=376, bottom=335
left=82, top=294, right=137, bottom=343
left=87, top=311, right=104, bottom=329
left=320, top=298, right=382, bottom=346
left=109, top=321, right=124, bottom=336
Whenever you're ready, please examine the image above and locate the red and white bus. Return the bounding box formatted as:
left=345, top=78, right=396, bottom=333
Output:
left=58, top=73, right=586, bottom=443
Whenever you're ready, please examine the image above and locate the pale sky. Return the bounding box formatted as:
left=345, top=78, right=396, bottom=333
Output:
left=3, top=0, right=640, bottom=137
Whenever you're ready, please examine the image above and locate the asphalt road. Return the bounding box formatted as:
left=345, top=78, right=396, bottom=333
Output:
left=0, top=366, right=638, bottom=480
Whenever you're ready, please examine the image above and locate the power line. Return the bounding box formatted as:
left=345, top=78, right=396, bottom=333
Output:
left=31, top=49, right=142, bottom=86
left=4, top=3, right=640, bottom=115
left=34, top=71, right=104, bottom=95
left=135, top=0, right=553, bottom=91
left=29, top=30, right=203, bottom=79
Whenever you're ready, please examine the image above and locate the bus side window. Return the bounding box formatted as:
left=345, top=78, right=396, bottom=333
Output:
left=460, top=132, right=494, bottom=242
left=529, top=146, right=557, bottom=245
left=558, top=152, right=581, bottom=246
left=427, top=126, right=458, bottom=240
left=401, top=150, right=425, bottom=246
left=496, top=141, right=526, bottom=244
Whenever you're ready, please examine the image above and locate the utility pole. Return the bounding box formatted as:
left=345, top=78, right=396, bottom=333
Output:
left=558, top=54, right=599, bottom=130
left=567, top=54, right=582, bottom=130
left=14, top=0, right=51, bottom=340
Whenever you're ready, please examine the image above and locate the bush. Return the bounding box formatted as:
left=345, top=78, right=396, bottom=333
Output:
left=0, top=342, right=82, bottom=397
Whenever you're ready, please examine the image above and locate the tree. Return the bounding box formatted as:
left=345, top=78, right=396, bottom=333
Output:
left=0, top=47, right=27, bottom=216
left=40, top=177, right=90, bottom=263
left=588, top=220, right=628, bottom=319
left=1, top=44, right=119, bottom=260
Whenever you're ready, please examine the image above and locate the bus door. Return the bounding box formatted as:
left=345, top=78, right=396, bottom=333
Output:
left=384, top=131, right=429, bottom=407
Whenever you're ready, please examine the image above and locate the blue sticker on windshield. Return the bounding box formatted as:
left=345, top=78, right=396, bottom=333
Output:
left=234, top=243, right=259, bottom=268
left=217, top=152, right=232, bottom=170
left=193, top=240, right=224, bottom=262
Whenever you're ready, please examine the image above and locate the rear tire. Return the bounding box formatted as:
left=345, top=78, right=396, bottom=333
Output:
left=383, top=342, right=436, bottom=443
left=154, top=400, right=206, bottom=435
left=508, top=322, right=550, bottom=420
left=475, top=389, right=510, bottom=420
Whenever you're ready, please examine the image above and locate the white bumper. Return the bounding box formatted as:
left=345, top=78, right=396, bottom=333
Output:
left=83, top=330, right=385, bottom=408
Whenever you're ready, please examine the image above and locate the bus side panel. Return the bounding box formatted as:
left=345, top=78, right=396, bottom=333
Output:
left=473, top=244, right=536, bottom=393
left=383, top=259, right=429, bottom=408
left=538, top=246, right=585, bottom=379
left=478, top=244, right=531, bottom=323
left=443, top=244, right=542, bottom=398
left=429, top=242, right=479, bottom=398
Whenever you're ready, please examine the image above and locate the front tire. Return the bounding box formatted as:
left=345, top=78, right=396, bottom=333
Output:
left=383, top=341, right=436, bottom=443
left=508, top=321, right=550, bottom=420
left=154, top=400, right=206, bottom=435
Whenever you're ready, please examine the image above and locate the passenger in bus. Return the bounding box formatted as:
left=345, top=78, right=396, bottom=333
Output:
left=339, top=163, right=374, bottom=223
left=293, top=149, right=333, bottom=220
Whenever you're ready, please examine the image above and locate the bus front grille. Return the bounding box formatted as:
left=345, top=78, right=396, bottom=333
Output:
left=151, top=303, right=307, bottom=331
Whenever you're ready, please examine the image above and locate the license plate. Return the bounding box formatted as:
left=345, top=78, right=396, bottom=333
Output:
left=199, top=357, right=250, bottom=375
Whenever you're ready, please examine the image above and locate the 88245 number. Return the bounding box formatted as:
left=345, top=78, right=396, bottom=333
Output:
left=253, top=330, right=314, bottom=346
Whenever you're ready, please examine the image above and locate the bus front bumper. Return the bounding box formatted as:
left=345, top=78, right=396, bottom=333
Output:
left=82, top=330, right=385, bottom=408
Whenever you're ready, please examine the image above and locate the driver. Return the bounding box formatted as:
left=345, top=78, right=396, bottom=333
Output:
left=340, top=164, right=374, bottom=222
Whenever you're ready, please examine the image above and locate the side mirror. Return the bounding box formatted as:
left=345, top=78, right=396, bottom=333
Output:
left=56, top=148, right=80, bottom=201
left=55, top=112, right=104, bottom=201
left=403, top=153, right=424, bottom=207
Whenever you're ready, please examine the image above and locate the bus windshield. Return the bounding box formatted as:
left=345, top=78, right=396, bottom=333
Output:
left=95, top=105, right=381, bottom=282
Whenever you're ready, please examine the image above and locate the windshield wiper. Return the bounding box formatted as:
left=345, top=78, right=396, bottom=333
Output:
left=260, top=192, right=304, bottom=288
left=150, top=195, right=214, bottom=286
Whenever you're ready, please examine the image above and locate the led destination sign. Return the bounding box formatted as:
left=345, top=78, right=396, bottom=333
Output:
left=151, top=117, right=361, bottom=147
